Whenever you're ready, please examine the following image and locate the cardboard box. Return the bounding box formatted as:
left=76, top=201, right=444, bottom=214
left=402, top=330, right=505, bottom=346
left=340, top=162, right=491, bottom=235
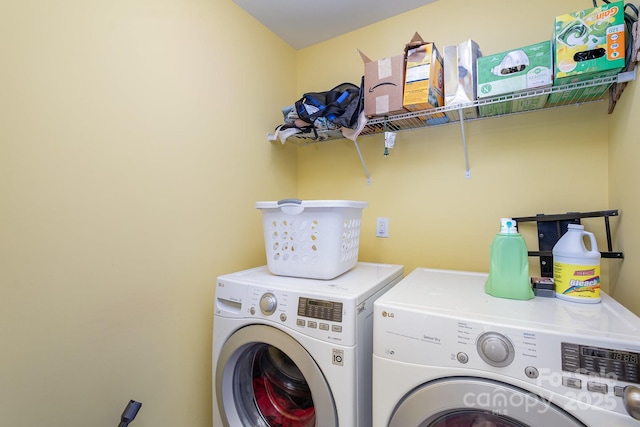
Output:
left=444, top=40, right=482, bottom=120
left=548, top=1, right=625, bottom=106
left=477, top=41, right=553, bottom=116
left=359, top=50, right=406, bottom=117
left=403, top=33, right=446, bottom=124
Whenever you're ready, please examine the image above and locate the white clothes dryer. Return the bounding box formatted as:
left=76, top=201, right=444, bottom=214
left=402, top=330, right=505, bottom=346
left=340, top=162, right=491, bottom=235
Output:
left=212, top=262, right=403, bottom=427
left=373, top=268, right=640, bottom=427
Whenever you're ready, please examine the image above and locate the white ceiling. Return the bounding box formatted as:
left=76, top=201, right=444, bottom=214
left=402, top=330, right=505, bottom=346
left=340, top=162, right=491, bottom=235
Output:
left=233, top=0, right=438, bottom=50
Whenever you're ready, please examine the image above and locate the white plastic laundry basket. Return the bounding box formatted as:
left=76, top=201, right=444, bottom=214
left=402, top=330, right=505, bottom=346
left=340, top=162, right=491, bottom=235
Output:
left=256, top=199, right=367, bottom=279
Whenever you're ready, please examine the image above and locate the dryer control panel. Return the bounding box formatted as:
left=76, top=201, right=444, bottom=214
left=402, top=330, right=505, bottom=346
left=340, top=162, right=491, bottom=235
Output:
left=562, top=342, right=640, bottom=384
left=372, top=268, right=640, bottom=420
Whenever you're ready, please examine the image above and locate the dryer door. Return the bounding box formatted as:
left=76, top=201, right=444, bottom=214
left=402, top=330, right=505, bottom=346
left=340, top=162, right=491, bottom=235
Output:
left=215, top=324, right=337, bottom=427
left=389, top=377, right=586, bottom=427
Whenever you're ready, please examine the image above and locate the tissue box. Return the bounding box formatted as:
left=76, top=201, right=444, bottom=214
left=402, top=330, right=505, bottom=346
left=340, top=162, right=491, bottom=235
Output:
left=444, top=40, right=482, bottom=120
left=477, top=41, right=553, bottom=116
left=403, top=33, right=447, bottom=124
left=548, top=1, right=625, bottom=106
left=359, top=50, right=406, bottom=118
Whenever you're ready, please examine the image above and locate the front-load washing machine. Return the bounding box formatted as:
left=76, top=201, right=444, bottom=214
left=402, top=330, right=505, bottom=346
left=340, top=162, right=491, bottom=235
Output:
left=373, top=268, right=640, bottom=427
left=213, top=262, right=403, bottom=427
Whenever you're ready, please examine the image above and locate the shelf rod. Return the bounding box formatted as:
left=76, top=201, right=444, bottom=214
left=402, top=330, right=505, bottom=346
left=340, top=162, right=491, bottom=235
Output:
left=352, top=139, right=371, bottom=184
left=459, top=107, right=471, bottom=179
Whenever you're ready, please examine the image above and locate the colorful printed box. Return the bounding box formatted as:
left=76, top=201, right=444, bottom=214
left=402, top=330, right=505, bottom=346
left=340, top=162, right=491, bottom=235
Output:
left=403, top=32, right=447, bottom=124
left=477, top=41, right=553, bottom=116
left=548, top=1, right=625, bottom=105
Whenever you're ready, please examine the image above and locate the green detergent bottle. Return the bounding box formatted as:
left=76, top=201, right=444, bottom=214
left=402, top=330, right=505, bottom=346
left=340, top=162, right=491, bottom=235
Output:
left=485, top=218, right=533, bottom=300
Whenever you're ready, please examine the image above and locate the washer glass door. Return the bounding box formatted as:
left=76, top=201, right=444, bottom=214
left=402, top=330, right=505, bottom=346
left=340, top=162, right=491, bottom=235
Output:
left=216, top=325, right=337, bottom=427
left=389, top=378, right=586, bottom=427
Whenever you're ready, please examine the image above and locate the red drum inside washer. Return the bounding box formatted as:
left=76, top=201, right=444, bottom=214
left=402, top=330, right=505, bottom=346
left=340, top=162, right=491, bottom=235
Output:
left=253, top=346, right=316, bottom=427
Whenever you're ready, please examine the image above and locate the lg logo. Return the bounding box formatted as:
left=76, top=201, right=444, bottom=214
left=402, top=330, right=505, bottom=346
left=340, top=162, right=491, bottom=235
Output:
left=332, top=349, right=344, bottom=366
left=381, top=311, right=395, bottom=318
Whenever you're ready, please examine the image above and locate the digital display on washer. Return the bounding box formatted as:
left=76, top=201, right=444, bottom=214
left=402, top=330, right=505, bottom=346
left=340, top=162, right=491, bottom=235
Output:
left=297, top=297, right=343, bottom=322
left=562, top=342, right=640, bottom=384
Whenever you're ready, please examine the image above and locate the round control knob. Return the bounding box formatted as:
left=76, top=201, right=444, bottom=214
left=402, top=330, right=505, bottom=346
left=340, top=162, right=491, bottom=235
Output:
left=525, top=366, right=539, bottom=379
left=476, top=332, right=515, bottom=367
left=623, top=385, right=640, bottom=420
left=259, top=293, right=277, bottom=315
left=456, top=352, right=469, bottom=364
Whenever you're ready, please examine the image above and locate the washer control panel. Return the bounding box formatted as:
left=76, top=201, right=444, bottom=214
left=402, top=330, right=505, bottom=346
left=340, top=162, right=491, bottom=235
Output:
left=214, top=280, right=355, bottom=345
left=297, top=297, right=343, bottom=323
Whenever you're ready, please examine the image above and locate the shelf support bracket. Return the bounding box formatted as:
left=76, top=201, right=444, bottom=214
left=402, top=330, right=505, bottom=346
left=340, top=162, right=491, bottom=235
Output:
left=458, top=107, right=471, bottom=179
left=352, top=138, right=371, bottom=185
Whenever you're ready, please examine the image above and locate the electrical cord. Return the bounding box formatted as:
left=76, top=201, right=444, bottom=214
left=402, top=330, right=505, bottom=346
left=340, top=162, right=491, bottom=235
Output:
left=620, top=2, right=638, bottom=71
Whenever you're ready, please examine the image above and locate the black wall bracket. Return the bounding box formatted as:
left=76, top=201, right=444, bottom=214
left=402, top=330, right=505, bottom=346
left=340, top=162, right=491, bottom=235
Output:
left=513, top=210, right=624, bottom=277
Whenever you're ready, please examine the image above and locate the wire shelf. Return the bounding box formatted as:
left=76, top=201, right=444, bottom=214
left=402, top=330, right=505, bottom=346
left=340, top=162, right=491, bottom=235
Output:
left=276, top=70, right=635, bottom=183
left=286, top=72, right=634, bottom=145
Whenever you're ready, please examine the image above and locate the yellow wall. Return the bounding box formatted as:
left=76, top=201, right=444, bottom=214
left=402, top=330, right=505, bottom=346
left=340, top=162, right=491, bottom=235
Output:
left=1, top=0, right=638, bottom=426
left=296, top=0, right=636, bottom=311
left=0, top=0, right=296, bottom=426
left=608, top=62, right=640, bottom=314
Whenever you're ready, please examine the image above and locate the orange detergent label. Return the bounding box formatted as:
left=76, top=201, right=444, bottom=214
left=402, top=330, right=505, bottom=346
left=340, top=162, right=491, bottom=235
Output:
left=607, top=24, right=625, bottom=61
left=554, top=262, right=601, bottom=298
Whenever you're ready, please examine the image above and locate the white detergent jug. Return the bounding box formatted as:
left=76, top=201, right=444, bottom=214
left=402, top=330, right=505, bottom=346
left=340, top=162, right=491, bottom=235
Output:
left=553, top=224, right=601, bottom=303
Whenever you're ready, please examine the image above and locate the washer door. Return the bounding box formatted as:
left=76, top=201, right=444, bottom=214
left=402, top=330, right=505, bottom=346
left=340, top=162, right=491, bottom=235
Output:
left=215, top=324, right=337, bottom=427
left=389, top=377, right=586, bottom=427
